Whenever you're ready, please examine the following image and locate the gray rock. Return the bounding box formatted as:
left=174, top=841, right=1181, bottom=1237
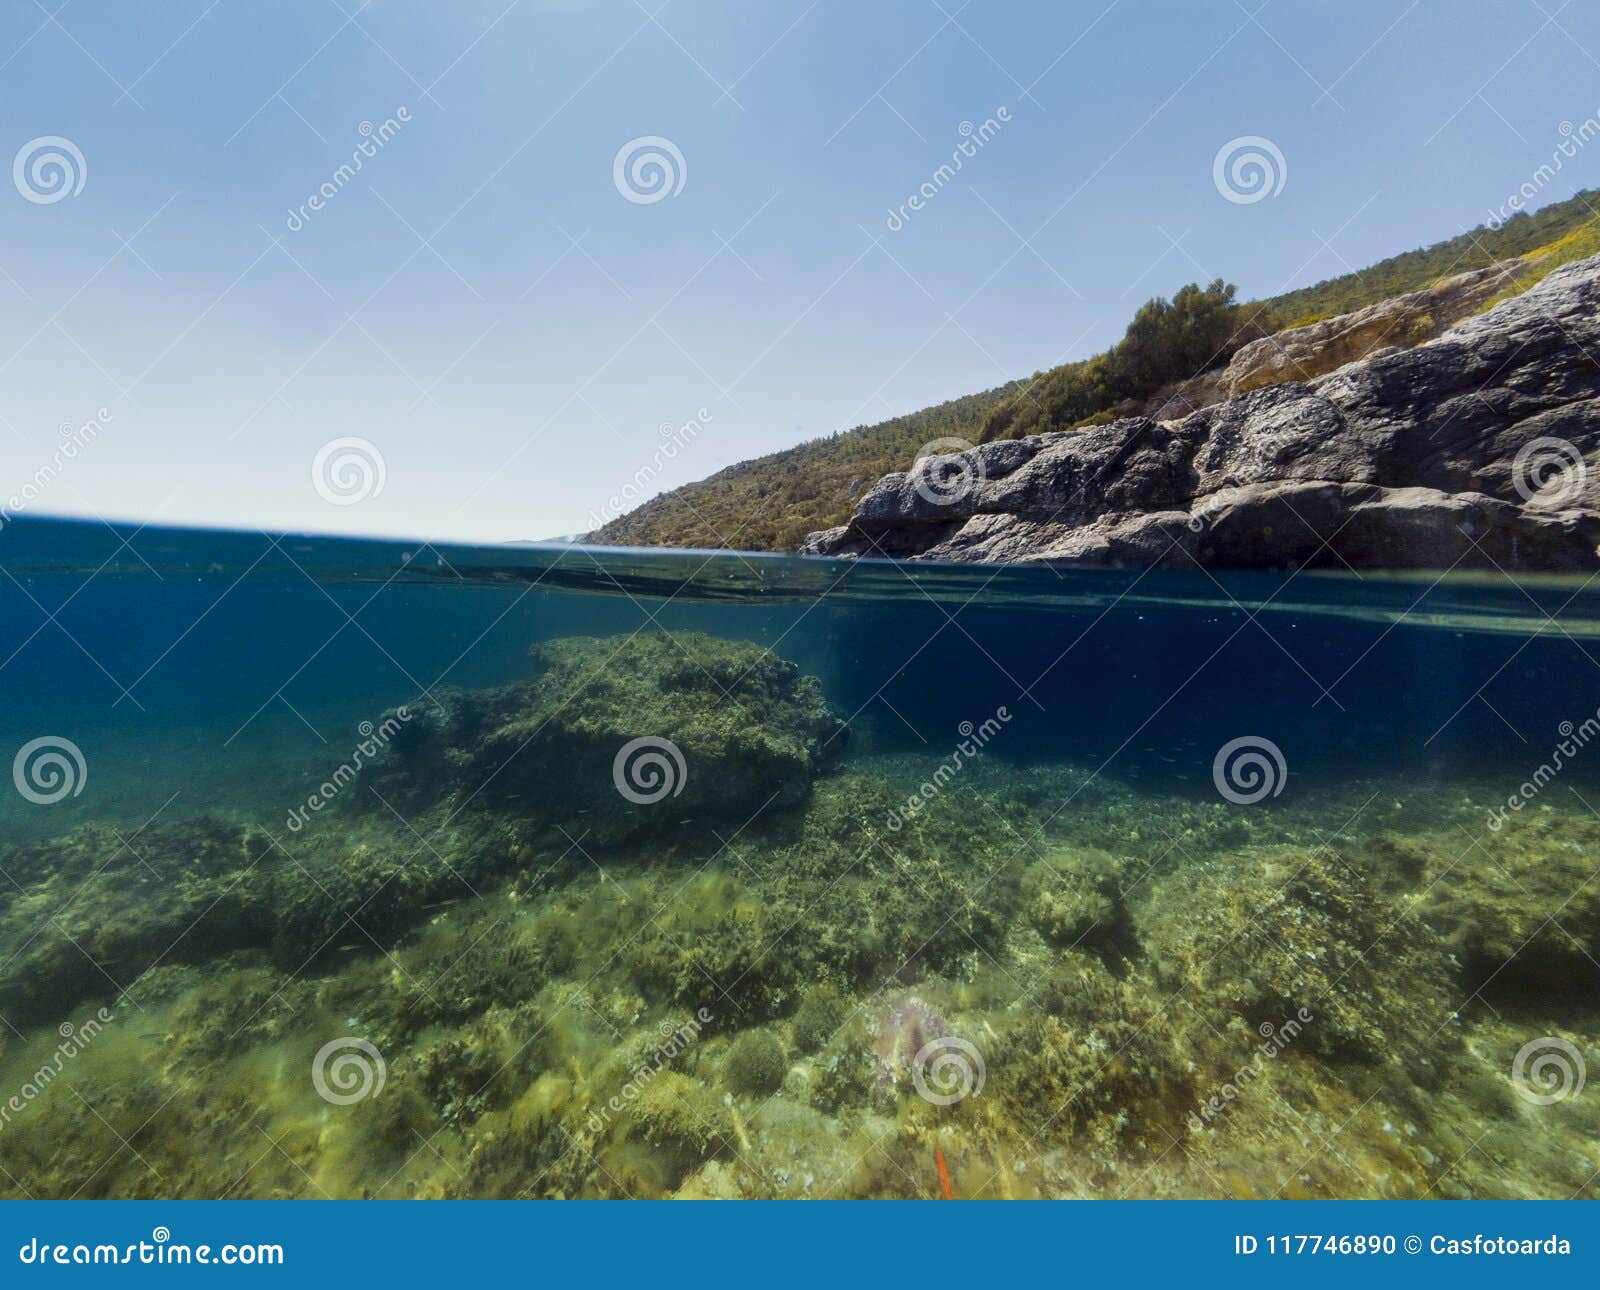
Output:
left=1222, top=259, right=1527, bottom=395
left=800, top=254, right=1600, bottom=571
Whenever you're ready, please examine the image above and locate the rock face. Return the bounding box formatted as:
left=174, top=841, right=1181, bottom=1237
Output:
left=801, top=254, right=1600, bottom=571
left=1223, top=259, right=1528, bottom=396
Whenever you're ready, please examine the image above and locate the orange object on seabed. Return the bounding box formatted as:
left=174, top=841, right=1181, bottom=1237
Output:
left=934, top=1143, right=955, bottom=1199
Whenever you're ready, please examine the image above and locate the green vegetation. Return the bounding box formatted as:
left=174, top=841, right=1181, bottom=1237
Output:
left=588, top=384, right=1022, bottom=552
left=978, top=189, right=1600, bottom=445
left=5, top=742, right=1598, bottom=1197
left=588, top=190, right=1600, bottom=552
left=1270, top=189, right=1600, bottom=325
left=723, top=1029, right=788, bottom=1096
left=1477, top=212, right=1600, bottom=311
left=978, top=279, right=1270, bottom=442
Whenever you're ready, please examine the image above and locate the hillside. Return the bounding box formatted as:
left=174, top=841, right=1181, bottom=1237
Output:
left=589, top=190, right=1600, bottom=553
left=587, top=383, right=1023, bottom=552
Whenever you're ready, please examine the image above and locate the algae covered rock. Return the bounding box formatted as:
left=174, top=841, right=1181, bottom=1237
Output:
left=791, top=983, right=852, bottom=1054
left=1415, top=810, right=1600, bottom=1004
left=1022, top=847, right=1141, bottom=967
left=997, top=960, right=1191, bottom=1147
left=0, top=821, right=277, bottom=1025
left=628, top=879, right=796, bottom=1016
left=627, top=1070, right=736, bottom=1165
left=0, top=813, right=517, bottom=1020
left=1135, top=845, right=1456, bottom=1066
left=724, top=1029, right=787, bottom=1096
left=360, top=632, right=848, bottom=840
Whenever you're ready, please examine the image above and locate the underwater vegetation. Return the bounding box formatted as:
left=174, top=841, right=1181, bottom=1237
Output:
left=357, top=633, right=848, bottom=838
left=1, top=630, right=1597, bottom=1200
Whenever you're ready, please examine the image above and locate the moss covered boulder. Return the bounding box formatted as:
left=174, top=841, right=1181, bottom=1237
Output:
left=360, top=632, right=848, bottom=841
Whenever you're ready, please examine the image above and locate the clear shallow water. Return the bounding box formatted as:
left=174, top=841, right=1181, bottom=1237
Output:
left=0, top=515, right=1597, bottom=1199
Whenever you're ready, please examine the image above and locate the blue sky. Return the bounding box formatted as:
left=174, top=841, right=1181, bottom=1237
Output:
left=1, top=0, right=1598, bottom=543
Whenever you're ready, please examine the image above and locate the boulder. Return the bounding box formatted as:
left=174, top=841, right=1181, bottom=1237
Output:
left=358, top=632, right=849, bottom=840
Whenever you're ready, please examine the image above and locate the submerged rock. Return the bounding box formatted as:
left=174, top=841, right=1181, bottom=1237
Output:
left=802, top=254, right=1600, bottom=570
left=0, top=821, right=277, bottom=1025
left=358, top=632, right=848, bottom=841
left=1133, top=845, right=1456, bottom=1068
left=1416, top=811, right=1600, bottom=1006
left=0, top=636, right=848, bottom=1027
left=4, top=761, right=1599, bottom=1199
left=724, top=1028, right=788, bottom=1096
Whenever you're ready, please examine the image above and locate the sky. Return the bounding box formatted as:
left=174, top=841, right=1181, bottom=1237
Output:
left=1, top=0, right=1598, bottom=543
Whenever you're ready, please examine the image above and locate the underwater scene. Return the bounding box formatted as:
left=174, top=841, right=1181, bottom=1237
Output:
left=0, top=515, right=1597, bottom=1201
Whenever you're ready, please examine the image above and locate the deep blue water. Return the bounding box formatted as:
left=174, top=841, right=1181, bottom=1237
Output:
left=3, top=514, right=1596, bottom=818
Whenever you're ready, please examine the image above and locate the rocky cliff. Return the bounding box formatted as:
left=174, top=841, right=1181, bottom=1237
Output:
left=800, top=254, right=1600, bottom=571
left=1222, top=259, right=1529, bottom=397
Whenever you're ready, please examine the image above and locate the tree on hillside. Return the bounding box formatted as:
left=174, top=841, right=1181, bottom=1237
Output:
left=980, top=279, right=1272, bottom=442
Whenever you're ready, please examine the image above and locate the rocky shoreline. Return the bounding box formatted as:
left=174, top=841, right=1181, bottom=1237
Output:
left=801, top=254, right=1600, bottom=571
